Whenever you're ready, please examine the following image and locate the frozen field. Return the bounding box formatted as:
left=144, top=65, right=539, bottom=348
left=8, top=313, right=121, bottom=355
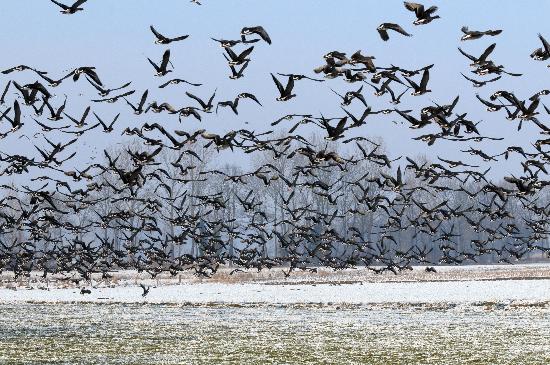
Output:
left=1, top=302, right=549, bottom=364
left=1, top=264, right=549, bottom=364
left=1, top=264, right=549, bottom=306
left=1, top=278, right=550, bottom=306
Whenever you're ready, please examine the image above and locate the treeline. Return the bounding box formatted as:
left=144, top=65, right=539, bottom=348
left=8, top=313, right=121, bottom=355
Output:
left=0, top=133, right=548, bottom=278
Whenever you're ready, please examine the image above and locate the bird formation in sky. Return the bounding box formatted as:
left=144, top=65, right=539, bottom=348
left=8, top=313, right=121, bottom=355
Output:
left=0, top=1, right=548, bottom=284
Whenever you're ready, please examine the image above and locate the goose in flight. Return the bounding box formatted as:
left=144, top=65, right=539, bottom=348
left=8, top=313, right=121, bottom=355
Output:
left=458, top=43, right=496, bottom=66
left=125, top=89, right=149, bottom=115
left=404, top=2, right=440, bottom=25
left=150, top=26, right=189, bottom=44
left=148, top=49, right=173, bottom=76
left=140, top=284, right=150, bottom=297
left=461, top=73, right=501, bottom=87
left=211, top=37, right=259, bottom=48
left=50, top=0, right=87, bottom=14
left=3, top=100, right=23, bottom=132
left=271, top=74, right=296, bottom=101
left=531, top=34, right=550, bottom=62
left=460, top=26, right=502, bottom=41
left=225, top=46, right=254, bottom=66
left=241, top=26, right=272, bottom=44
left=227, top=59, right=250, bottom=79
left=404, top=68, right=431, bottom=95
left=277, top=73, right=324, bottom=82
left=377, top=23, right=412, bottom=41
left=159, top=79, right=202, bottom=88
left=186, top=89, right=217, bottom=112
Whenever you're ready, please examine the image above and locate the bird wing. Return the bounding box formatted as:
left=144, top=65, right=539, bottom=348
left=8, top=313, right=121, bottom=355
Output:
left=1, top=81, right=11, bottom=103
left=0, top=107, right=12, bottom=122
left=150, top=25, right=168, bottom=42
left=532, top=118, right=550, bottom=133
left=486, top=75, right=502, bottom=83
left=284, top=76, right=295, bottom=95
left=238, top=46, right=255, bottom=60
left=171, top=35, right=189, bottom=42
left=208, top=89, right=217, bottom=106
left=160, top=49, right=171, bottom=71
left=461, top=26, right=470, bottom=34
left=84, top=69, right=103, bottom=86
left=245, top=93, right=262, bottom=106
left=147, top=58, right=160, bottom=72
left=377, top=28, right=389, bottom=41
left=526, top=98, right=540, bottom=114
left=257, top=26, right=272, bottom=44
left=81, top=106, right=91, bottom=123
left=475, top=94, right=499, bottom=108
left=50, top=0, right=69, bottom=10
left=404, top=76, right=419, bottom=90
left=457, top=47, right=476, bottom=62
left=93, top=112, right=107, bottom=128
left=396, top=166, right=402, bottom=185
left=237, top=60, right=250, bottom=75
left=271, top=74, right=285, bottom=94
left=330, top=88, right=344, bottom=99
left=85, top=76, right=105, bottom=93
left=13, top=100, right=21, bottom=125
left=72, top=0, right=88, bottom=8
left=335, top=117, right=347, bottom=134
left=539, top=33, right=550, bottom=55
left=225, top=47, right=238, bottom=61
left=158, top=80, right=172, bottom=88
left=135, top=89, right=148, bottom=110
left=419, top=69, right=430, bottom=90
left=57, top=98, right=67, bottom=117
left=399, top=109, right=423, bottom=125
left=460, top=72, right=477, bottom=83
left=479, top=43, right=496, bottom=62
left=186, top=92, right=207, bottom=109
left=404, top=2, right=423, bottom=16
left=424, top=6, right=438, bottom=16
left=117, top=90, right=135, bottom=99
left=109, top=113, right=120, bottom=128
left=387, top=23, right=411, bottom=37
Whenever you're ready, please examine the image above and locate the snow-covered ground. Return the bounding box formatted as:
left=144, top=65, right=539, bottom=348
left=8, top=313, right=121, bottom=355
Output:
left=1, top=263, right=549, bottom=306
left=1, top=279, right=549, bottom=306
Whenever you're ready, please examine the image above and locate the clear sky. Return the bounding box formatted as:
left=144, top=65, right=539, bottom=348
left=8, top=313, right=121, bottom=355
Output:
left=1, top=0, right=550, bottom=182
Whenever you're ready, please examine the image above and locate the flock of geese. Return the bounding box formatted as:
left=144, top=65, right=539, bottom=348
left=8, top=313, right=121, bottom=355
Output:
left=0, top=1, right=550, bottom=288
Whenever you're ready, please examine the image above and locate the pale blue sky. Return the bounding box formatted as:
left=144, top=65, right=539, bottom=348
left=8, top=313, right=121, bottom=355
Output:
left=1, top=0, right=550, bottom=180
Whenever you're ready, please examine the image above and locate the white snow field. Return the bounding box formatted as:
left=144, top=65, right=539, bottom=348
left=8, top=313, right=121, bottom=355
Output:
left=1, top=264, right=549, bottom=364
left=1, top=278, right=550, bottom=306
left=1, top=263, right=549, bottom=306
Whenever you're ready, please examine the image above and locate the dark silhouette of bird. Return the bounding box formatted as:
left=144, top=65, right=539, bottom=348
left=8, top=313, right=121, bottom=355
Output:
left=186, top=90, right=217, bottom=112
left=150, top=25, right=189, bottom=44
left=140, top=284, right=151, bottom=297
left=377, top=23, right=412, bottom=41
left=148, top=49, right=173, bottom=76
left=531, top=33, right=550, bottom=62
left=159, top=79, right=202, bottom=88
left=271, top=74, right=296, bottom=101
left=460, top=26, right=502, bottom=41
left=225, top=46, right=254, bottom=66
left=241, top=26, right=272, bottom=44
left=404, top=68, right=431, bottom=95
left=404, top=2, right=440, bottom=25
left=50, top=0, right=87, bottom=14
